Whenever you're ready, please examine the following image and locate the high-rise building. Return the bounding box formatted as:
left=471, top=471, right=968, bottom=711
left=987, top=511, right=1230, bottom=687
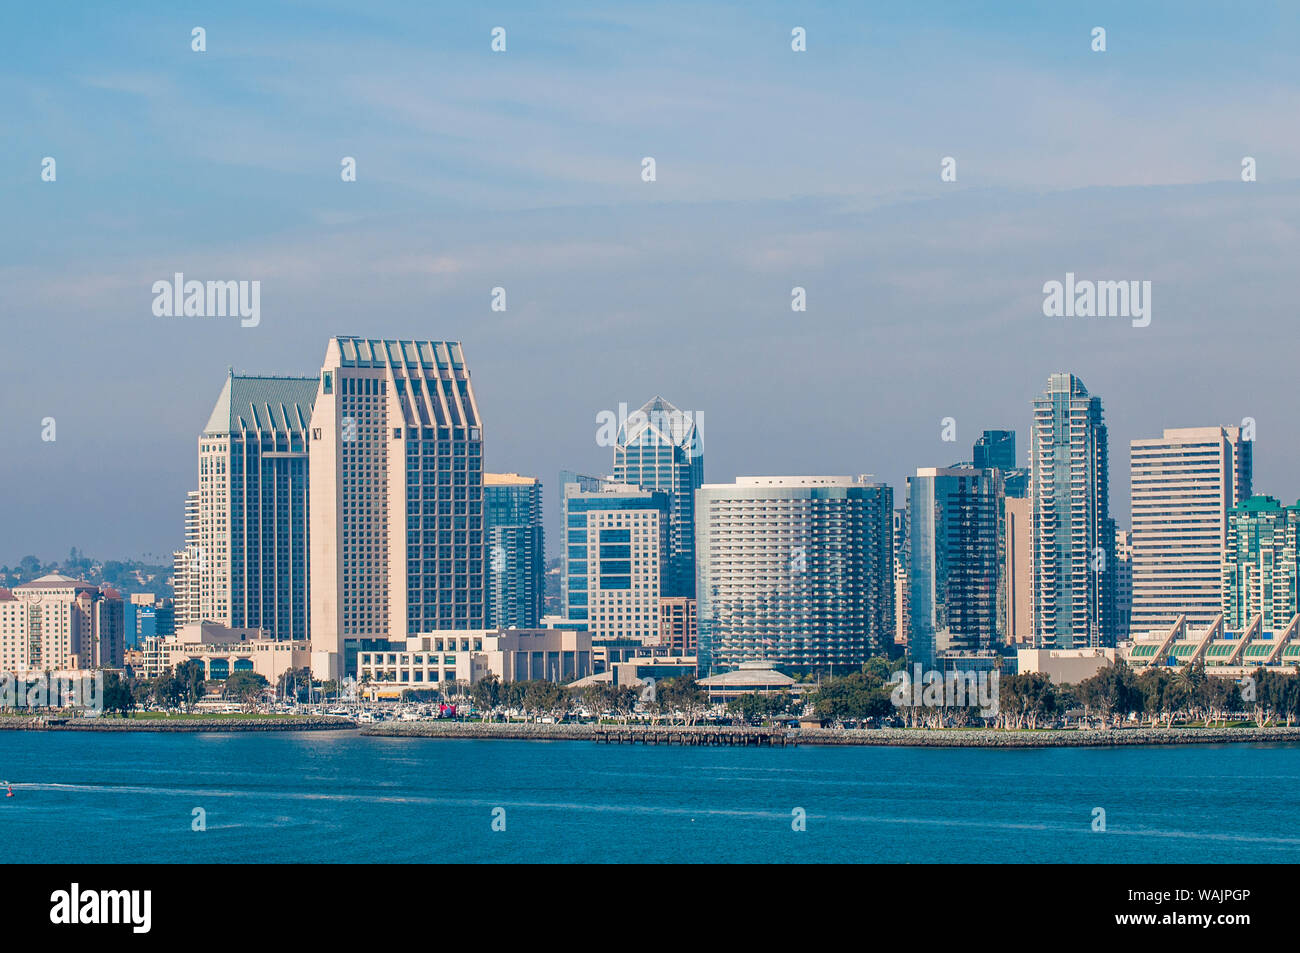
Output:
left=1223, top=495, right=1300, bottom=630
left=695, top=476, right=894, bottom=673
left=658, top=596, right=698, bottom=655
left=172, top=490, right=201, bottom=625
left=1003, top=495, right=1033, bottom=644
left=1115, top=529, right=1133, bottom=641
left=484, top=473, right=545, bottom=629
left=309, top=338, right=484, bottom=677
left=1030, top=373, right=1116, bottom=649
left=906, top=466, right=1001, bottom=666
left=194, top=373, right=316, bottom=640
left=1129, top=426, right=1251, bottom=633
left=612, top=396, right=703, bottom=598
left=561, top=478, right=669, bottom=643
left=893, top=507, right=910, bottom=646
left=0, top=574, right=124, bottom=670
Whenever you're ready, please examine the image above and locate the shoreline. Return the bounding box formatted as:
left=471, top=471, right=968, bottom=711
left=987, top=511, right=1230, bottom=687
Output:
left=359, top=722, right=1300, bottom=748
left=0, top=715, right=357, bottom=732
left=4, top=715, right=1300, bottom=747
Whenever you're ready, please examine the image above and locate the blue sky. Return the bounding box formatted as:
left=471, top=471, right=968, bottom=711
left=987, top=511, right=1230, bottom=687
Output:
left=2, top=1, right=1299, bottom=559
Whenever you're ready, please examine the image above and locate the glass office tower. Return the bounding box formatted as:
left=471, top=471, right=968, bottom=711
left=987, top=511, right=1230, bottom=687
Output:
left=613, top=396, right=703, bottom=598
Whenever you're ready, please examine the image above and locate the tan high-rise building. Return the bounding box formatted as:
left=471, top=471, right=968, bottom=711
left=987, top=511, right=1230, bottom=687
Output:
left=1129, top=426, right=1251, bottom=634
left=1003, top=495, right=1033, bottom=644
left=308, top=338, right=484, bottom=677
left=0, top=574, right=124, bottom=671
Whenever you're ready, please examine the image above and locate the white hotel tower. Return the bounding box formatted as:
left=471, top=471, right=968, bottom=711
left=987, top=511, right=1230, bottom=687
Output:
left=308, top=338, right=484, bottom=677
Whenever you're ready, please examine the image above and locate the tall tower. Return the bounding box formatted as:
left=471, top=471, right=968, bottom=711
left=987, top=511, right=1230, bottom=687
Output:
left=1129, top=426, right=1251, bottom=633
left=906, top=466, right=1001, bottom=667
left=612, top=397, right=703, bottom=597
left=1029, top=373, right=1115, bottom=649
left=172, top=490, right=201, bottom=625
left=484, top=473, right=544, bottom=629
left=195, top=373, right=316, bottom=639
left=1223, top=495, right=1299, bottom=630
left=309, top=338, right=484, bottom=677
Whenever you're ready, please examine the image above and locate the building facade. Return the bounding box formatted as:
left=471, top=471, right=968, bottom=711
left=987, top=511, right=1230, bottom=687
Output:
left=484, top=473, right=545, bottom=629
left=172, top=490, right=201, bottom=625
left=1003, top=494, right=1033, bottom=644
left=1222, top=495, right=1299, bottom=630
left=308, top=338, right=484, bottom=677
left=1129, top=426, right=1251, bottom=633
left=0, top=574, right=124, bottom=671
left=695, top=476, right=894, bottom=673
left=906, top=466, right=1002, bottom=666
left=192, top=373, right=316, bottom=640
left=561, top=479, right=669, bottom=643
left=1030, top=373, right=1116, bottom=649
left=658, top=596, right=698, bottom=655
left=612, top=396, right=703, bottom=598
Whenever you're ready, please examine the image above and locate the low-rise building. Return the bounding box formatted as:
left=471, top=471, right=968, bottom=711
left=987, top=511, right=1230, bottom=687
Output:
left=1016, top=647, right=1118, bottom=684
left=356, top=628, right=594, bottom=698
left=697, top=660, right=801, bottom=704
left=143, top=622, right=311, bottom=682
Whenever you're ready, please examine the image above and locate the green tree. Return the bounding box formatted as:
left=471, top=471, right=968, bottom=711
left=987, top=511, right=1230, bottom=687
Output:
left=101, top=671, right=136, bottom=718
left=224, top=671, right=270, bottom=710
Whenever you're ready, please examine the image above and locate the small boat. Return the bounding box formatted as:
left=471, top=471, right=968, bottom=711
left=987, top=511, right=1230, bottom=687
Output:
left=3, top=781, right=12, bottom=798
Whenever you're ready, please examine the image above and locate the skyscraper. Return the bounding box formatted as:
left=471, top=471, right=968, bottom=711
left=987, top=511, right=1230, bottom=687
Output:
left=1029, top=373, right=1116, bottom=649
left=172, top=490, right=200, bottom=625
left=695, top=476, right=894, bottom=673
left=561, top=478, right=669, bottom=643
left=194, top=373, right=316, bottom=640
left=309, top=338, right=484, bottom=677
left=1223, top=495, right=1299, bottom=630
left=906, top=466, right=1001, bottom=667
left=1129, top=426, right=1251, bottom=633
left=484, top=473, right=545, bottom=629
left=612, top=396, right=703, bottom=597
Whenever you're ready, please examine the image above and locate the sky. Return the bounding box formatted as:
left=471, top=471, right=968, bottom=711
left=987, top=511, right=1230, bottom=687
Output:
left=2, top=1, right=1299, bottom=561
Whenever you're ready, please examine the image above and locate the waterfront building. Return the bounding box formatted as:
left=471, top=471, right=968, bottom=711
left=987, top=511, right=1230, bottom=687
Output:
left=142, top=622, right=311, bottom=683
left=1124, top=611, right=1300, bottom=677
left=308, top=338, right=484, bottom=678
left=906, top=466, right=1002, bottom=667
left=194, top=373, right=316, bottom=639
left=1029, top=373, right=1116, bottom=649
left=1222, top=495, right=1300, bottom=630
left=612, top=396, right=703, bottom=597
left=1129, top=426, right=1251, bottom=632
left=561, top=478, right=669, bottom=644
left=355, top=627, right=593, bottom=697
left=695, top=476, right=894, bottom=673
left=484, top=473, right=545, bottom=629
left=0, top=574, right=124, bottom=670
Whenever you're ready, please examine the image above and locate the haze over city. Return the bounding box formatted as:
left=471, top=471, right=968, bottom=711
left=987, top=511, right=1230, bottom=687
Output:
left=3, top=0, right=1299, bottom=559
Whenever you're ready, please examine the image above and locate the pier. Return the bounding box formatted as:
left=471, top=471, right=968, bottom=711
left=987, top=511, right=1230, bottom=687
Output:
left=595, top=726, right=796, bottom=746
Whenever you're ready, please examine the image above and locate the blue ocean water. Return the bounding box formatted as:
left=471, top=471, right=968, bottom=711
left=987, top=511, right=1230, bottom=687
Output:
left=1, top=731, right=1296, bottom=863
